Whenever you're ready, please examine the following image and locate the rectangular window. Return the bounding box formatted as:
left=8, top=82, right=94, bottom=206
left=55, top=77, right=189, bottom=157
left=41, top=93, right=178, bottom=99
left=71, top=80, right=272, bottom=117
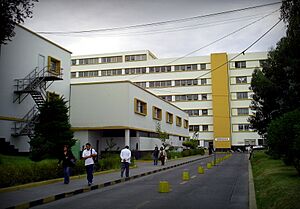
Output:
left=184, top=120, right=189, bottom=129
left=235, top=61, right=246, bottom=68
left=174, top=64, right=197, bottom=71
left=135, top=82, right=146, bottom=88
left=237, top=108, right=249, bottom=115
left=175, top=94, right=198, bottom=101
left=176, top=116, right=182, bottom=127
left=134, top=98, right=147, bottom=116
left=237, top=92, right=248, bottom=99
left=236, top=76, right=247, bottom=84
left=200, top=78, right=207, bottom=85
left=166, top=112, right=173, bottom=124
left=101, top=56, right=122, bottom=63
left=201, top=94, right=208, bottom=100
left=149, top=80, right=172, bottom=88
left=125, top=67, right=146, bottom=75
left=101, top=69, right=122, bottom=76
left=160, top=95, right=172, bottom=102
left=125, top=54, right=147, bottom=62
left=152, top=106, right=162, bottom=121
left=185, top=109, right=199, bottom=116
left=71, top=59, right=77, bottom=66
left=48, top=56, right=61, bottom=74
left=78, top=58, right=98, bottom=65
left=200, top=63, right=206, bottom=70
left=238, top=124, right=250, bottom=131
left=189, top=125, right=199, bottom=132
left=149, top=66, right=171, bottom=73
left=202, top=109, right=208, bottom=116
left=174, top=79, right=198, bottom=86
left=202, top=125, right=209, bottom=132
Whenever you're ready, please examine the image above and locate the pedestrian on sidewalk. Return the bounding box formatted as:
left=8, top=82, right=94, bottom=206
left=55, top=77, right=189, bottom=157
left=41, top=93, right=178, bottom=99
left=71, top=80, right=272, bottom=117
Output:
left=152, top=146, right=159, bottom=165
left=158, top=147, right=167, bottom=166
left=58, top=145, right=76, bottom=184
left=120, top=145, right=131, bottom=178
left=249, top=145, right=254, bottom=160
left=82, top=143, right=97, bottom=186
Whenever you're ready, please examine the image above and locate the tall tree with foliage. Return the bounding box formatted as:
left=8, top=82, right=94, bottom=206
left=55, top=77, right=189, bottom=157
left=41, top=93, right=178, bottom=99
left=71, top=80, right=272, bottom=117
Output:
left=0, top=0, right=38, bottom=45
left=249, top=0, right=300, bottom=136
left=250, top=0, right=300, bottom=174
left=30, top=97, right=75, bottom=161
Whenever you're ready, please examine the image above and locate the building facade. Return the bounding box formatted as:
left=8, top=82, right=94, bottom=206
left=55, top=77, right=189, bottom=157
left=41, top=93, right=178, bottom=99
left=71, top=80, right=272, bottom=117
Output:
left=0, top=25, right=72, bottom=153
left=71, top=50, right=267, bottom=149
left=70, top=81, right=189, bottom=153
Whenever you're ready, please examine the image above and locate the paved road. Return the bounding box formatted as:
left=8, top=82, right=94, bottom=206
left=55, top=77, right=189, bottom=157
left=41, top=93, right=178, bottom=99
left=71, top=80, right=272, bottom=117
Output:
left=33, top=153, right=248, bottom=209
left=0, top=154, right=211, bottom=209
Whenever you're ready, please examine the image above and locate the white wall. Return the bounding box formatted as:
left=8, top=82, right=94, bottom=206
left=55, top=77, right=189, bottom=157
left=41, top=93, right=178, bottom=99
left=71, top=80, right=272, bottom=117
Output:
left=0, top=25, right=71, bottom=152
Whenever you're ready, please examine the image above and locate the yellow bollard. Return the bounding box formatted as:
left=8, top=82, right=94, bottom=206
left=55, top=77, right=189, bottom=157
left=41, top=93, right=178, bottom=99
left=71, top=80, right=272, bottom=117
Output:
left=198, top=166, right=204, bottom=174
left=159, top=181, right=170, bottom=193
left=207, top=162, right=212, bottom=169
left=182, top=170, right=190, bottom=181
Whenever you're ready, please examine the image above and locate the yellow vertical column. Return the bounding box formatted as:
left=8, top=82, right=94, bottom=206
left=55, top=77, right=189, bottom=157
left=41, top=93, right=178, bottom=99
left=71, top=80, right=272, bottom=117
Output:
left=211, top=53, right=231, bottom=149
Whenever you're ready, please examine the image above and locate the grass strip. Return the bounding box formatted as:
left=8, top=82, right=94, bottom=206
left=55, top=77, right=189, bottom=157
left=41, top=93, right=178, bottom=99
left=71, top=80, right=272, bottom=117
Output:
left=251, top=151, right=300, bottom=209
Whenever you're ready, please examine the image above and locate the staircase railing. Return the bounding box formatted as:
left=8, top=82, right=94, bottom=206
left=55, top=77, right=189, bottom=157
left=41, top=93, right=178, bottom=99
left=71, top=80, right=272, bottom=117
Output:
left=12, top=65, right=63, bottom=138
left=12, top=105, right=39, bottom=138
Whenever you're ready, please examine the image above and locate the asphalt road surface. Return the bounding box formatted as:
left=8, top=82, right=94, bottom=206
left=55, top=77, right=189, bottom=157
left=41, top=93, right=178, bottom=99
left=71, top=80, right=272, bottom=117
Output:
left=34, top=153, right=248, bottom=209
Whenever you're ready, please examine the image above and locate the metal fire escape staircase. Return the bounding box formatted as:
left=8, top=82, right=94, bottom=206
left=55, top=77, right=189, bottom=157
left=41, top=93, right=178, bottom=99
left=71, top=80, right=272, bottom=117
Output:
left=12, top=66, right=63, bottom=138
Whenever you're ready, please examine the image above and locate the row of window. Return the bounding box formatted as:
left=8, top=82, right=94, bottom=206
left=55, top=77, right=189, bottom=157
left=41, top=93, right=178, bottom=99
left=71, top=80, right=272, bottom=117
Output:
left=158, top=92, right=250, bottom=102
left=184, top=108, right=249, bottom=117
left=136, top=78, right=209, bottom=89
left=159, top=94, right=208, bottom=102
left=71, top=64, right=208, bottom=78
left=72, top=54, right=146, bottom=65
left=134, top=98, right=188, bottom=128
left=189, top=124, right=252, bottom=132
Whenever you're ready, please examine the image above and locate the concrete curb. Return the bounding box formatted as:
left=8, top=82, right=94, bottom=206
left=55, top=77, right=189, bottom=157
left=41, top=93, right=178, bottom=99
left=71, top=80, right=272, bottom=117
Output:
left=6, top=155, right=210, bottom=209
left=248, top=159, right=257, bottom=209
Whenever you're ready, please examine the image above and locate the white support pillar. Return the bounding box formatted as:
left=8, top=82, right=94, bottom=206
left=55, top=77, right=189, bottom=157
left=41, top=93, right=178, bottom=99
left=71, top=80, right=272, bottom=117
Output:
left=125, top=129, right=130, bottom=147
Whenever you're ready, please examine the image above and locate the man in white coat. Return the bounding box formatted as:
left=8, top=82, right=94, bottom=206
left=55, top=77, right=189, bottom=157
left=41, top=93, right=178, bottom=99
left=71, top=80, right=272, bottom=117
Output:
left=120, top=145, right=131, bottom=178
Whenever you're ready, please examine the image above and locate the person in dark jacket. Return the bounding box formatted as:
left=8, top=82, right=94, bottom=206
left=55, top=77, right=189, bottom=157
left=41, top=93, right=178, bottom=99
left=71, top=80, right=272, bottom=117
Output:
left=58, top=145, right=76, bottom=184
left=152, top=146, right=159, bottom=165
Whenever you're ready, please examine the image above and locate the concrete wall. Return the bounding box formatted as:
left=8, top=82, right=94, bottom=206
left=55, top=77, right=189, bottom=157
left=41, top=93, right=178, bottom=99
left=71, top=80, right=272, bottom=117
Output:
left=0, top=25, right=71, bottom=152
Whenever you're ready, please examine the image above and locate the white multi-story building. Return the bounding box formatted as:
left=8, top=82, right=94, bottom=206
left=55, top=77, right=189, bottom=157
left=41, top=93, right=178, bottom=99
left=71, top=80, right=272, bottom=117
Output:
left=0, top=25, right=72, bottom=153
left=71, top=50, right=267, bottom=150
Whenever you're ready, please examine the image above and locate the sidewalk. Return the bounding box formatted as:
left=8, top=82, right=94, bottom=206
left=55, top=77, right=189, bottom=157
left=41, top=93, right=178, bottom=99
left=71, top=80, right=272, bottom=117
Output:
left=0, top=154, right=212, bottom=209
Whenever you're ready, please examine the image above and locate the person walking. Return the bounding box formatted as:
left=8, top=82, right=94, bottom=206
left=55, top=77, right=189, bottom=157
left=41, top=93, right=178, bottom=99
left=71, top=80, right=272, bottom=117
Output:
left=152, top=146, right=159, bottom=165
left=82, top=143, right=97, bottom=186
left=58, top=145, right=76, bottom=184
left=158, top=147, right=167, bottom=166
left=120, top=145, right=131, bottom=178
left=249, top=145, right=254, bottom=160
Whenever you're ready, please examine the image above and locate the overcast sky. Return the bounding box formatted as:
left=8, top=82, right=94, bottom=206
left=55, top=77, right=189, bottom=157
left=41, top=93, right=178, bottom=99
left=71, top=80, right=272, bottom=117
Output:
left=23, top=0, right=286, bottom=58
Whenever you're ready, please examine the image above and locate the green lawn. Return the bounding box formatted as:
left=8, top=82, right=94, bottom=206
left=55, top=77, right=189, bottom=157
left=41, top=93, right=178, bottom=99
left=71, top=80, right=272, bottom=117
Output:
left=0, top=154, right=56, bottom=165
left=251, top=151, right=300, bottom=209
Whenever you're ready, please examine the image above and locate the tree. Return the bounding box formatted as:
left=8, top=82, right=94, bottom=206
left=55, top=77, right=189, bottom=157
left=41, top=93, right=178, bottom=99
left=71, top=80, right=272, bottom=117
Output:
left=156, top=122, right=169, bottom=148
left=29, top=96, right=75, bottom=161
left=250, top=0, right=300, bottom=173
left=249, top=0, right=300, bottom=136
left=267, top=109, right=300, bottom=174
left=0, top=0, right=38, bottom=45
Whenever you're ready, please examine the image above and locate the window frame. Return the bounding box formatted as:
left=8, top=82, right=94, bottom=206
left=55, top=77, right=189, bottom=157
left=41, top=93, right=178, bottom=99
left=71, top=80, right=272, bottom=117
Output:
left=152, top=106, right=162, bottom=121
left=166, top=112, right=174, bottom=124
left=134, top=98, right=147, bottom=116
